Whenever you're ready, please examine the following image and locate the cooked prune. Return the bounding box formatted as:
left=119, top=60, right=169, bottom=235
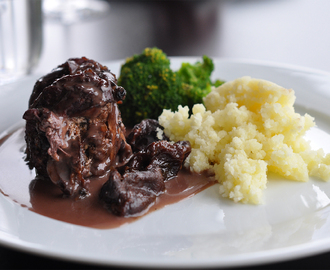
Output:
left=99, top=140, right=191, bottom=216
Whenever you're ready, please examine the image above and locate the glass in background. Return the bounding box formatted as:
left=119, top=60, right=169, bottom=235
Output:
left=0, top=0, right=43, bottom=85
left=43, top=0, right=110, bottom=25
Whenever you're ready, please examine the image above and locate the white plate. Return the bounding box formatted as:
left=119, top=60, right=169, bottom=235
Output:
left=1, top=58, right=330, bottom=268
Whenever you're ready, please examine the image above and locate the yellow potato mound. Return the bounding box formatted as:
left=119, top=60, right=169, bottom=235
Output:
left=159, top=76, right=330, bottom=204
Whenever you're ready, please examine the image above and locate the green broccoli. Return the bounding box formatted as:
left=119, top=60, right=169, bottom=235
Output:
left=118, top=47, right=224, bottom=126
left=118, top=47, right=182, bottom=126
left=175, top=55, right=225, bottom=109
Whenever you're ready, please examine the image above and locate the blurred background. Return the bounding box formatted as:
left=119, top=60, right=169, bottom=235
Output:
left=35, top=0, right=330, bottom=75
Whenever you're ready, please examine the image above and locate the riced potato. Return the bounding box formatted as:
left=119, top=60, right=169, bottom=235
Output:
left=159, top=76, right=330, bottom=204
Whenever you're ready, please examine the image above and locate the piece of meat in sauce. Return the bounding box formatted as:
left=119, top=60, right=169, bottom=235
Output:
left=99, top=140, right=191, bottom=216
left=126, top=119, right=168, bottom=153
left=23, top=57, right=132, bottom=197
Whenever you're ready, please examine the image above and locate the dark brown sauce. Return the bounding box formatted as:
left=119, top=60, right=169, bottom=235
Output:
left=0, top=128, right=216, bottom=229
left=0, top=133, right=11, bottom=145
left=29, top=170, right=215, bottom=229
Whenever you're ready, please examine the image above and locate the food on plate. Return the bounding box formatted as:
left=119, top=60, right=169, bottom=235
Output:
left=17, top=53, right=330, bottom=225
left=176, top=55, right=224, bottom=109
left=126, top=118, right=168, bottom=152
left=22, top=57, right=190, bottom=217
left=118, top=47, right=223, bottom=126
left=23, top=57, right=132, bottom=197
left=100, top=118, right=191, bottom=216
left=100, top=134, right=191, bottom=215
left=159, top=76, right=330, bottom=204
left=118, top=47, right=180, bottom=126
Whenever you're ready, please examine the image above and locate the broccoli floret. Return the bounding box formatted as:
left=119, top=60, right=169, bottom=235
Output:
left=118, top=47, right=182, bottom=126
left=176, top=55, right=225, bottom=109
left=118, top=48, right=225, bottom=127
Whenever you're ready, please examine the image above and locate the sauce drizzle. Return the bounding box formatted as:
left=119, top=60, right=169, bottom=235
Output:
left=0, top=128, right=216, bottom=229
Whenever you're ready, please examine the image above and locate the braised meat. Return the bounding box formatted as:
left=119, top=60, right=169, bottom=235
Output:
left=99, top=140, right=191, bottom=216
left=126, top=119, right=168, bottom=153
left=23, top=57, right=132, bottom=197
left=23, top=57, right=193, bottom=218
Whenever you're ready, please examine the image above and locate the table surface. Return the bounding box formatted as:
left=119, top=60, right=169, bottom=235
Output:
left=3, top=0, right=330, bottom=269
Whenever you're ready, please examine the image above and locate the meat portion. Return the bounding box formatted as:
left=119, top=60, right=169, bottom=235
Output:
left=23, top=57, right=132, bottom=197
left=126, top=119, right=168, bottom=153
left=99, top=140, right=191, bottom=216
left=23, top=56, right=193, bottom=218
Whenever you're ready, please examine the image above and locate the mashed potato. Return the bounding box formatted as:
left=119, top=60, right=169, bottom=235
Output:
left=159, top=76, right=330, bottom=204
